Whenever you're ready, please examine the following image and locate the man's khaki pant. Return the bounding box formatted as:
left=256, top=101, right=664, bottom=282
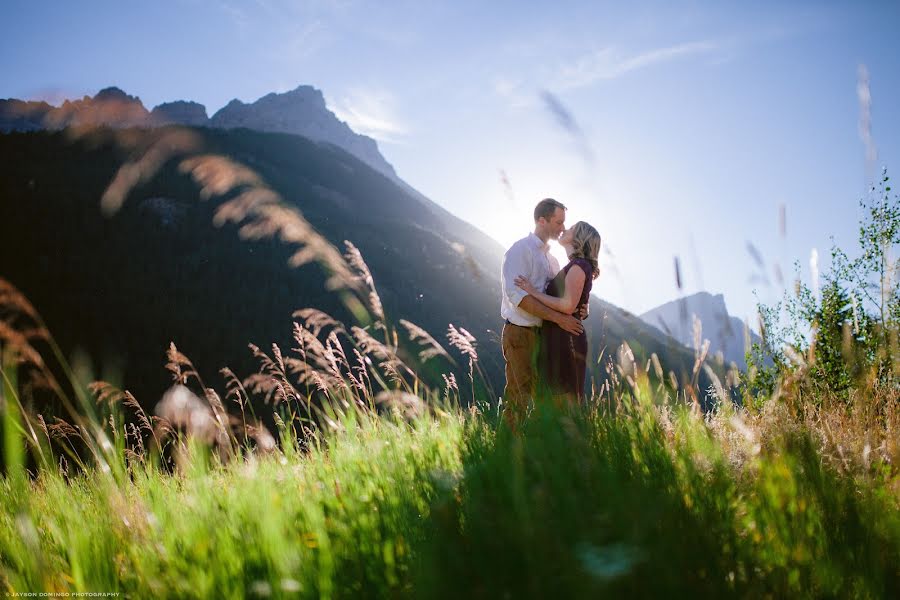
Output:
left=501, top=322, right=539, bottom=429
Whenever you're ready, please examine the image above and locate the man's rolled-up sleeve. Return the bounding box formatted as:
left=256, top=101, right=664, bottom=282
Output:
left=502, top=246, right=530, bottom=307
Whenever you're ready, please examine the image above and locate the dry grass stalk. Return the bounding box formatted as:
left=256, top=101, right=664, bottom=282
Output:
left=351, top=349, right=372, bottom=396
left=324, top=331, right=350, bottom=381
left=447, top=325, right=478, bottom=362
left=273, top=343, right=306, bottom=405
left=381, top=360, right=404, bottom=386
left=702, top=364, right=727, bottom=405
left=235, top=203, right=358, bottom=291
left=248, top=342, right=290, bottom=400
left=271, top=344, right=287, bottom=377
left=165, top=342, right=202, bottom=387
left=203, top=387, right=237, bottom=456
left=0, top=322, right=45, bottom=368
left=650, top=353, right=663, bottom=379
left=180, top=150, right=362, bottom=295
left=47, top=417, right=81, bottom=441
left=0, top=284, right=77, bottom=424
left=248, top=343, right=277, bottom=376
left=343, top=241, right=385, bottom=321
left=616, top=342, right=635, bottom=381
left=689, top=339, right=711, bottom=403
left=329, top=333, right=367, bottom=393
left=246, top=343, right=307, bottom=405
left=350, top=326, right=393, bottom=362
left=178, top=154, right=263, bottom=200
left=88, top=381, right=124, bottom=407
left=0, top=278, right=50, bottom=370
left=126, top=422, right=146, bottom=461
left=152, top=415, right=174, bottom=441
left=81, top=125, right=365, bottom=300
left=351, top=325, right=411, bottom=386
left=212, top=188, right=280, bottom=227
left=442, top=373, right=458, bottom=402
left=204, top=387, right=229, bottom=428
left=292, top=309, right=345, bottom=337
left=241, top=373, right=280, bottom=405
left=220, top=367, right=249, bottom=410
left=0, top=278, right=42, bottom=322
left=122, top=391, right=152, bottom=435
left=283, top=358, right=341, bottom=394
left=85, top=380, right=161, bottom=456
left=288, top=323, right=355, bottom=392
left=123, top=447, right=143, bottom=465
left=101, top=129, right=200, bottom=216
left=36, top=414, right=50, bottom=443
left=291, top=322, right=345, bottom=375
left=400, top=319, right=452, bottom=363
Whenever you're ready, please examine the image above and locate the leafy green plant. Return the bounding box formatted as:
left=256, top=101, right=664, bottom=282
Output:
left=745, top=168, right=899, bottom=406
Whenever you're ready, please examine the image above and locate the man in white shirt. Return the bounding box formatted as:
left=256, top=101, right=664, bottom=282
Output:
left=500, top=198, right=584, bottom=428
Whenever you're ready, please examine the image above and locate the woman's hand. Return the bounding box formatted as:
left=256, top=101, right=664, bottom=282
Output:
left=514, top=275, right=538, bottom=296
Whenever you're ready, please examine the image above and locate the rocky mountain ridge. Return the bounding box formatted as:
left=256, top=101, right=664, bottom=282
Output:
left=0, top=85, right=396, bottom=181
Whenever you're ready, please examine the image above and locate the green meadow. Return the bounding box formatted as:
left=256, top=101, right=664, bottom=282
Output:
left=1, top=375, right=898, bottom=598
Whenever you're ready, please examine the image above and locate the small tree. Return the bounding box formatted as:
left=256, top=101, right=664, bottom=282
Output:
left=742, top=298, right=786, bottom=408
left=833, top=168, right=900, bottom=367
left=805, top=277, right=868, bottom=396
left=744, top=168, right=898, bottom=406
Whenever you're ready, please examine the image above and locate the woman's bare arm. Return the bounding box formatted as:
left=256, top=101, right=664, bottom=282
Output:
left=515, top=266, right=586, bottom=315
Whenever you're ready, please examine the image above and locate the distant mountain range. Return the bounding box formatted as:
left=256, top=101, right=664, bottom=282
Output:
left=640, top=292, right=762, bottom=370
left=0, top=85, right=717, bottom=412
left=0, top=85, right=397, bottom=182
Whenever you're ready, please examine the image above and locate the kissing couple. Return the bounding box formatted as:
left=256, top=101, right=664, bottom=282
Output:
left=499, top=198, right=602, bottom=428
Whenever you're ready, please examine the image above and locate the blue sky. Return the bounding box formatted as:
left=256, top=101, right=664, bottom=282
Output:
left=3, top=0, right=899, bottom=327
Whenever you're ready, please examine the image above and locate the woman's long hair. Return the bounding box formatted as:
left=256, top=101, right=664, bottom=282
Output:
left=568, top=221, right=601, bottom=280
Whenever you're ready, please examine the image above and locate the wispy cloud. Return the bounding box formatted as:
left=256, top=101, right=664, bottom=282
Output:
left=492, top=39, right=724, bottom=108
left=328, top=89, right=408, bottom=143
left=554, top=40, right=721, bottom=90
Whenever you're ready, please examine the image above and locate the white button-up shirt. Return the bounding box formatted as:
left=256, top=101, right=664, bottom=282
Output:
left=500, top=232, right=561, bottom=327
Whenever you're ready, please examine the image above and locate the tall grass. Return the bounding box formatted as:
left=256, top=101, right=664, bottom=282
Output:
left=1, top=407, right=465, bottom=596
left=2, top=371, right=898, bottom=597
left=2, top=270, right=898, bottom=597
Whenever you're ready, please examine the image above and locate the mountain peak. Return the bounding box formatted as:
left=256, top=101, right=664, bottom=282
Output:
left=210, top=86, right=396, bottom=180
left=239, top=85, right=328, bottom=112
left=220, top=85, right=326, bottom=111
left=221, top=98, right=246, bottom=109
left=285, top=85, right=325, bottom=101
left=150, top=100, right=208, bottom=126
left=705, top=291, right=727, bottom=311
left=94, top=87, right=141, bottom=104
left=640, top=291, right=760, bottom=370
left=650, top=291, right=728, bottom=314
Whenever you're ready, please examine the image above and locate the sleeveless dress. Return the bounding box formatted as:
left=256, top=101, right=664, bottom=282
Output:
left=538, top=257, right=593, bottom=401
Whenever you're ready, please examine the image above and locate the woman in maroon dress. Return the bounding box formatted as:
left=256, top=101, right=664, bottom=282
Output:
left=515, top=221, right=601, bottom=404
